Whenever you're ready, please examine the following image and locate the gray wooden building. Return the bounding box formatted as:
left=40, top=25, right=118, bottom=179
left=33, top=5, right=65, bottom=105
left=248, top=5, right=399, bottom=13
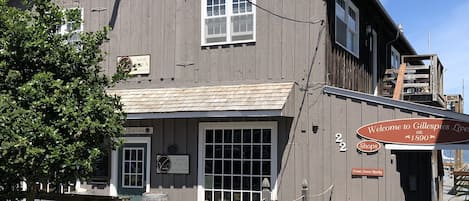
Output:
left=23, top=0, right=469, bottom=200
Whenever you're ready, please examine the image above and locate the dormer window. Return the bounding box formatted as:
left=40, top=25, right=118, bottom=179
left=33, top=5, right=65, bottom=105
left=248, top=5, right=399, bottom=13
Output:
left=335, top=0, right=359, bottom=57
left=201, top=0, right=256, bottom=46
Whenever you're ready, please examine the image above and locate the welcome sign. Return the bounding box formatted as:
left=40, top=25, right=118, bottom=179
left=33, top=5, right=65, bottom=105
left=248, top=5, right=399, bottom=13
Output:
left=357, top=118, right=469, bottom=145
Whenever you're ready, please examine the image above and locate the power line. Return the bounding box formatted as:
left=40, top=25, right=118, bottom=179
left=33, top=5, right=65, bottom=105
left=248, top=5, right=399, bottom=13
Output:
left=247, top=0, right=324, bottom=25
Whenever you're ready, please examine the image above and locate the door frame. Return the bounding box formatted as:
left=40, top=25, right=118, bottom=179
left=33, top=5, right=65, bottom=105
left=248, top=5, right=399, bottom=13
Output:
left=110, top=137, right=151, bottom=196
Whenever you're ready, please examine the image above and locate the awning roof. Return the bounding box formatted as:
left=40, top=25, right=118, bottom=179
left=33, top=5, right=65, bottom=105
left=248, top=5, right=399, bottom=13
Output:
left=109, top=82, right=294, bottom=119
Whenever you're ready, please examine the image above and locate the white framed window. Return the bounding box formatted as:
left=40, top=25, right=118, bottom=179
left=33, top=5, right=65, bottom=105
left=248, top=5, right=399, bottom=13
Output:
left=58, top=8, right=84, bottom=44
left=335, top=0, right=359, bottom=57
left=201, top=0, right=256, bottom=46
left=390, top=46, right=401, bottom=69
left=198, top=122, right=277, bottom=201
left=122, top=147, right=145, bottom=188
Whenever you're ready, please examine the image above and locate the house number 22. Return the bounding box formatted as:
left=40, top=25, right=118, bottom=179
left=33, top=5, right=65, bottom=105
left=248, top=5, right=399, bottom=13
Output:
left=335, top=133, right=347, bottom=152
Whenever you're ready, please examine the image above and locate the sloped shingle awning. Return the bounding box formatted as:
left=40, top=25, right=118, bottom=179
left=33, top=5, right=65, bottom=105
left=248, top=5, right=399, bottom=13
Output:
left=109, top=82, right=295, bottom=119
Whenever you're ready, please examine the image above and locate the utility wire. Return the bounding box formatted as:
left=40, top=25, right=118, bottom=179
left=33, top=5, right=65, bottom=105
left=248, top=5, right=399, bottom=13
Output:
left=247, top=0, right=324, bottom=25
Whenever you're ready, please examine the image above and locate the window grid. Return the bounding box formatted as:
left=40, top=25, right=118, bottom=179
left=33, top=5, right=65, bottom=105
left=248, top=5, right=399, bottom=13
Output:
left=203, top=128, right=271, bottom=201
left=202, top=0, right=256, bottom=45
left=335, top=0, right=359, bottom=57
left=58, top=8, right=84, bottom=44
left=122, top=148, right=144, bottom=188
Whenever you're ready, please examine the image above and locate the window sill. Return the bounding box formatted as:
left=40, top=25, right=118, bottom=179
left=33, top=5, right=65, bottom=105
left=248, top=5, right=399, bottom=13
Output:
left=201, top=39, right=256, bottom=47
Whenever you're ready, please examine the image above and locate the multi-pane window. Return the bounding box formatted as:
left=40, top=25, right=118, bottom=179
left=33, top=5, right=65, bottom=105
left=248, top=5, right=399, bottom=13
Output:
left=58, top=8, right=84, bottom=44
left=335, top=0, right=359, bottom=57
left=391, top=46, right=401, bottom=69
left=202, top=0, right=255, bottom=45
left=202, top=128, right=273, bottom=201
left=122, top=148, right=144, bottom=188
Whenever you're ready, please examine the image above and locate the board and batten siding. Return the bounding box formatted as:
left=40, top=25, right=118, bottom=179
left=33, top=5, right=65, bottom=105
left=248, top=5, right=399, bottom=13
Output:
left=65, top=0, right=328, bottom=89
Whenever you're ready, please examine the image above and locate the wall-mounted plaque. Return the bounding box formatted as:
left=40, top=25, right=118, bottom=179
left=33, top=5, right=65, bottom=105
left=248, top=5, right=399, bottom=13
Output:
left=117, top=55, right=150, bottom=75
left=156, top=155, right=189, bottom=174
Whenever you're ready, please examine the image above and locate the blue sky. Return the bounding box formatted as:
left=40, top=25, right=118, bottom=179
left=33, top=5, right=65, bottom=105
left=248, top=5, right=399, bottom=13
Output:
left=380, top=1, right=469, bottom=113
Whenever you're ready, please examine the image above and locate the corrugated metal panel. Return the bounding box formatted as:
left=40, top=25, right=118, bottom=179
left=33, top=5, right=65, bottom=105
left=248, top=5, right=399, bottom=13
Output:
left=109, top=82, right=294, bottom=114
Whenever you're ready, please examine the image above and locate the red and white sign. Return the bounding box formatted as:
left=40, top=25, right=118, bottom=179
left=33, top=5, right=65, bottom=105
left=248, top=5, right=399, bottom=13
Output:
left=351, top=168, right=384, bottom=177
left=356, top=140, right=381, bottom=153
left=357, top=118, right=469, bottom=145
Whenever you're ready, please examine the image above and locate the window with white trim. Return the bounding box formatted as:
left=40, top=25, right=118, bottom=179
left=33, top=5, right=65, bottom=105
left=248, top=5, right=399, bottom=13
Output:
left=335, top=0, right=359, bottom=57
left=122, top=147, right=144, bottom=188
left=201, top=0, right=256, bottom=45
left=58, top=8, right=84, bottom=44
left=391, top=46, right=400, bottom=69
left=199, top=123, right=276, bottom=201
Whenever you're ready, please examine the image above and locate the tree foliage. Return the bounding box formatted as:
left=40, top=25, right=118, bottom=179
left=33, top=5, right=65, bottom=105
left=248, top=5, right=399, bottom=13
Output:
left=0, top=0, right=128, bottom=200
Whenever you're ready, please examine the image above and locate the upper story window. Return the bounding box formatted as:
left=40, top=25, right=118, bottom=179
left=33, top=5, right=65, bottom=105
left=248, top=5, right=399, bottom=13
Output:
left=58, top=8, right=84, bottom=44
left=201, top=0, right=256, bottom=46
left=335, top=0, right=359, bottom=57
left=390, top=46, right=401, bottom=69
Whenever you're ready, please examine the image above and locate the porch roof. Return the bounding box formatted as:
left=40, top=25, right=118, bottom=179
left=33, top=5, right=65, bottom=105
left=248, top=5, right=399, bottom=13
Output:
left=109, top=82, right=294, bottom=119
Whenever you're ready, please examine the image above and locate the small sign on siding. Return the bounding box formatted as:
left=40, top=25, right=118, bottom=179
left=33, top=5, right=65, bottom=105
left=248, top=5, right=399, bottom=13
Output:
left=117, top=55, right=150, bottom=75
left=156, top=155, right=189, bottom=174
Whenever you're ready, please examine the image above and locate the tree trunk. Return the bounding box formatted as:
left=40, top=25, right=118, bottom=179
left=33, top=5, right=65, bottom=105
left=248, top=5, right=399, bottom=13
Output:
left=26, top=182, right=36, bottom=201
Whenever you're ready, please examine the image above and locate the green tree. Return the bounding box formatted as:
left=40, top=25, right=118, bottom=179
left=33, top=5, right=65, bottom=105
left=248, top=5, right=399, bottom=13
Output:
left=0, top=0, right=129, bottom=200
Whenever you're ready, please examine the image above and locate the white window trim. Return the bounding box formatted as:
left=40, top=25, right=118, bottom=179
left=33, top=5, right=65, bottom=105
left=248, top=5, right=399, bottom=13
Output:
left=201, top=0, right=257, bottom=46
left=121, top=147, right=145, bottom=188
left=335, top=0, right=359, bottom=58
left=110, top=137, right=151, bottom=196
left=390, top=45, right=401, bottom=69
left=197, top=121, right=278, bottom=201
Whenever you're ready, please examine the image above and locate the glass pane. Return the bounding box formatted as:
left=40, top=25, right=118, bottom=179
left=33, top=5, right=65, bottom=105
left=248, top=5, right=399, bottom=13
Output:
left=233, top=130, right=242, bottom=143
left=206, top=145, right=214, bottom=158
left=233, top=145, right=241, bottom=158
left=243, top=161, right=251, bottom=175
left=253, top=145, right=261, bottom=159
left=252, top=161, right=260, bottom=175
left=242, top=177, right=250, bottom=190
left=131, top=175, right=137, bottom=186
left=124, top=175, right=130, bottom=186
left=125, top=150, right=130, bottom=160
left=215, top=145, right=223, bottom=158
left=137, top=150, right=143, bottom=161
left=224, top=145, right=232, bottom=158
left=224, top=160, right=232, bottom=174
left=215, top=130, right=223, bottom=143
left=224, top=192, right=231, bottom=201
left=252, top=177, right=261, bottom=191
left=243, top=145, right=251, bottom=159
left=205, top=175, right=214, bottom=188
left=206, top=191, right=213, bottom=201
left=220, top=5, right=225, bottom=15
left=205, top=160, right=213, bottom=173
left=214, top=191, right=222, bottom=201
left=215, top=160, right=223, bottom=174
left=243, top=192, right=250, bottom=201
left=214, top=176, right=222, bottom=189
left=252, top=193, right=261, bottom=201
left=137, top=175, right=143, bottom=186
left=137, top=162, right=143, bottom=173
left=233, top=192, right=241, bottom=201
left=262, top=129, right=271, bottom=143
left=214, top=0, right=219, bottom=4
left=247, top=2, right=252, bottom=12
left=207, top=7, right=213, bottom=16
left=233, top=176, right=241, bottom=190
left=223, top=176, right=231, bottom=189
left=240, top=2, right=245, bottom=13
left=243, top=129, right=251, bottom=143
left=253, top=129, right=261, bottom=143
left=130, top=162, right=136, bottom=173
left=214, top=5, right=219, bottom=15
left=125, top=162, right=130, bottom=173
left=262, top=145, right=271, bottom=159
left=262, top=162, right=270, bottom=175
left=206, top=130, right=214, bottom=143
left=207, top=0, right=213, bottom=5
left=233, top=161, right=241, bottom=174
left=131, top=150, right=136, bottom=160
left=224, top=130, right=232, bottom=143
